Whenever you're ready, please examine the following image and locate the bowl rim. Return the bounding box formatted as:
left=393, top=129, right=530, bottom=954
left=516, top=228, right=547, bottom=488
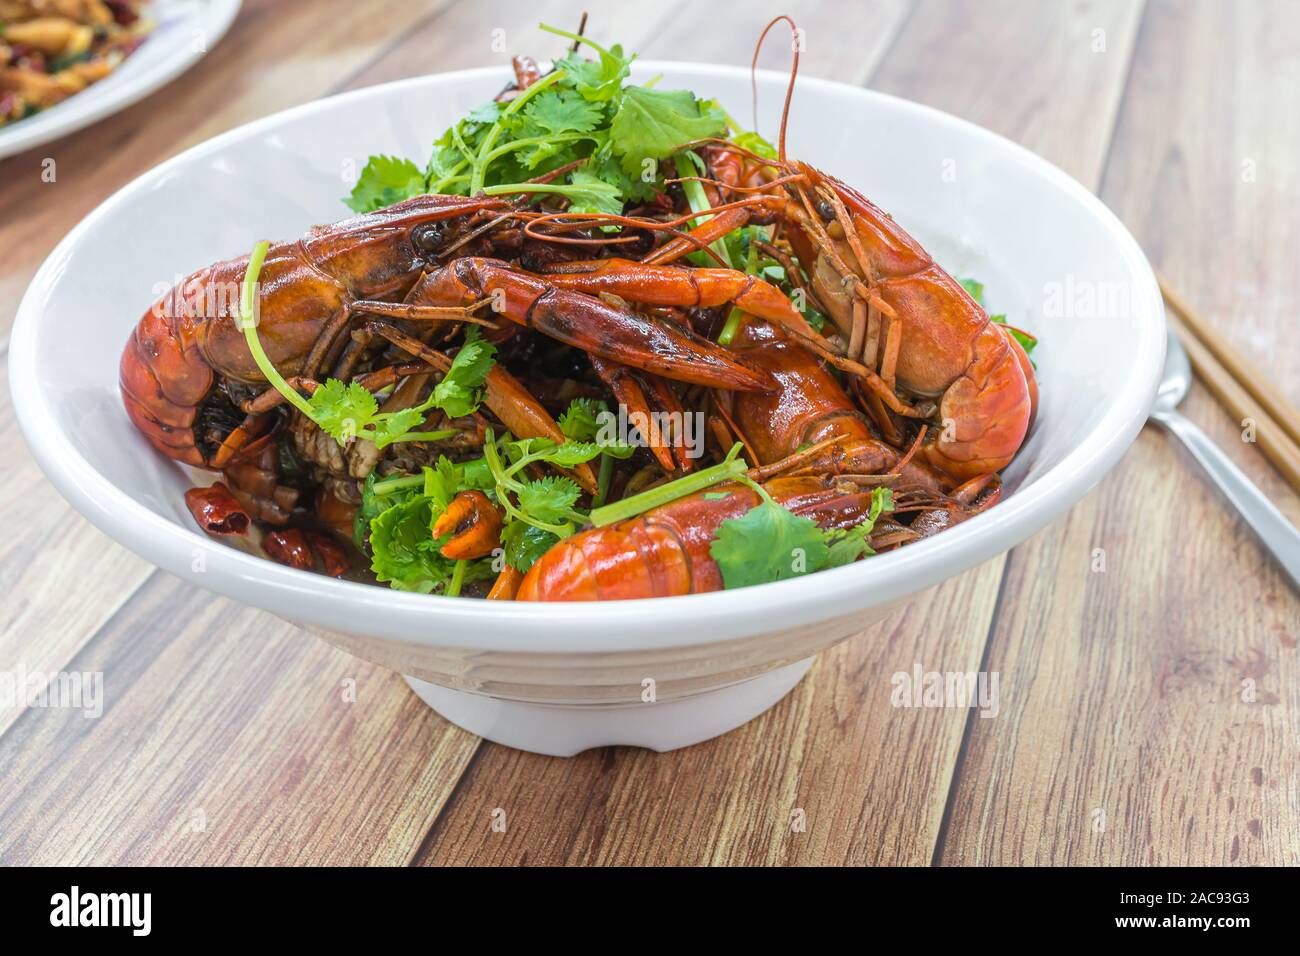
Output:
left=9, top=61, right=1165, bottom=654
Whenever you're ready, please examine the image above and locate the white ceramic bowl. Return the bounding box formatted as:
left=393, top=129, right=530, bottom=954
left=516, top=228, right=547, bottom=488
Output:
left=0, top=0, right=242, bottom=160
left=10, top=63, right=1164, bottom=755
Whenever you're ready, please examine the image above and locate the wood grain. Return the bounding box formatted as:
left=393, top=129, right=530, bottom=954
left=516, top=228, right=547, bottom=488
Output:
left=0, top=367, right=155, bottom=739
left=412, top=0, right=1146, bottom=865
left=0, top=574, right=478, bottom=865
left=937, top=0, right=1300, bottom=865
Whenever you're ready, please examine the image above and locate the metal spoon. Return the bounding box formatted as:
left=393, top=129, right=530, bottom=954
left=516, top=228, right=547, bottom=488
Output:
left=1149, top=327, right=1300, bottom=591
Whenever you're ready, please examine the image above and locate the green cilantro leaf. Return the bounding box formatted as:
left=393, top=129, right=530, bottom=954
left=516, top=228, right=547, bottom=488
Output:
left=960, top=277, right=1038, bottom=365
left=307, top=379, right=379, bottom=442
left=551, top=33, right=634, bottom=102
left=467, top=101, right=504, bottom=124
left=708, top=484, right=896, bottom=589
left=422, top=457, right=462, bottom=510
left=345, top=155, right=426, bottom=213
left=502, top=520, right=559, bottom=573
left=517, top=475, right=582, bottom=525
left=368, top=497, right=455, bottom=593
left=503, top=436, right=604, bottom=468
left=431, top=327, right=496, bottom=418
left=355, top=472, right=419, bottom=552
left=589, top=152, right=661, bottom=203
left=561, top=166, right=626, bottom=218
left=558, top=397, right=605, bottom=439
left=371, top=407, right=426, bottom=449
left=609, top=86, right=727, bottom=176
left=541, top=441, right=606, bottom=467
left=525, top=90, right=605, bottom=135
left=555, top=397, right=635, bottom=457
left=824, top=487, right=895, bottom=567
left=729, top=129, right=777, bottom=159
left=709, top=498, right=830, bottom=590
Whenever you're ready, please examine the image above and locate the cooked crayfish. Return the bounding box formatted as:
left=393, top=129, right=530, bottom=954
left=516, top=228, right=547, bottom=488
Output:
left=121, top=13, right=1035, bottom=600
left=122, top=194, right=779, bottom=523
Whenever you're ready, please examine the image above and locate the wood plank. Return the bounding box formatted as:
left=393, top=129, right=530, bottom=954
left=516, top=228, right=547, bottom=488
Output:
left=414, top=0, right=1144, bottom=866
left=938, top=0, right=1300, bottom=865
left=0, top=574, right=479, bottom=865
left=868, top=0, right=1143, bottom=185
left=340, top=0, right=691, bottom=88
left=640, top=0, right=914, bottom=82
left=0, top=366, right=154, bottom=738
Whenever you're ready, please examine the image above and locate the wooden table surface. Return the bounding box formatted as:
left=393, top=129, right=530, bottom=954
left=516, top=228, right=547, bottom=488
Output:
left=1, top=0, right=1296, bottom=866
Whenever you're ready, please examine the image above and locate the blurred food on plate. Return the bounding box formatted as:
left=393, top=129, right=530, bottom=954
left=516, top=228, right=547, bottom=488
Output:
left=0, top=0, right=151, bottom=127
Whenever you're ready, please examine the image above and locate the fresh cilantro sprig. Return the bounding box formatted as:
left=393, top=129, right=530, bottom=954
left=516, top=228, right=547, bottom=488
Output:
left=484, top=415, right=633, bottom=570
left=482, top=427, right=622, bottom=536
left=344, top=22, right=730, bottom=217
left=708, top=483, right=894, bottom=590
left=239, top=243, right=495, bottom=450
left=557, top=396, right=605, bottom=439
left=708, top=491, right=828, bottom=589
left=369, top=495, right=456, bottom=593
left=346, top=156, right=426, bottom=214
left=555, top=396, right=633, bottom=506
left=359, top=400, right=635, bottom=583
left=822, top=487, right=895, bottom=566
left=608, top=85, right=728, bottom=178
left=357, top=455, right=498, bottom=593
left=306, top=326, right=495, bottom=448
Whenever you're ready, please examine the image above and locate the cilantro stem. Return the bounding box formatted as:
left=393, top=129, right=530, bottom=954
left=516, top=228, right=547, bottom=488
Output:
left=471, top=70, right=566, bottom=193
left=483, top=182, right=603, bottom=200
left=394, top=429, right=461, bottom=444
left=592, top=453, right=614, bottom=509
left=538, top=23, right=618, bottom=61
left=445, top=559, right=468, bottom=597
left=718, top=225, right=770, bottom=346
left=717, top=309, right=745, bottom=347
left=371, top=474, right=423, bottom=496
left=482, top=132, right=596, bottom=166
left=589, top=444, right=747, bottom=527
left=239, top=241, right=319, bottom=422
left=673, top=152, right=733, bottom=267
left=483, top=431, right=577, bottom=536
left=429, top=161, right=469, bottom=194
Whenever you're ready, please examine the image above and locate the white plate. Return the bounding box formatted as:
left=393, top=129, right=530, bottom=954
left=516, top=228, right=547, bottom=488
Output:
left=9, top=63, right=1165, bottom=753
left=0, top=0, right=241, bottom=160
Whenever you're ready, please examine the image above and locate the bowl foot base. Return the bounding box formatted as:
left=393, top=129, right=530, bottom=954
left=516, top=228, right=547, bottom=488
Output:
left=403, top=657, right=814, bottom=756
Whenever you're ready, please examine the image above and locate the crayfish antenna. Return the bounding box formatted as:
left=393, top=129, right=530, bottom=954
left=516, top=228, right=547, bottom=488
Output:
left=751, top=14, right=800, bottom=162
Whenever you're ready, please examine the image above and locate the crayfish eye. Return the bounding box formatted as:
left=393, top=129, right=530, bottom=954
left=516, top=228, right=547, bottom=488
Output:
left=816, top=200, right=835, bottom=221
left=411, top=222, right=447, bottom=254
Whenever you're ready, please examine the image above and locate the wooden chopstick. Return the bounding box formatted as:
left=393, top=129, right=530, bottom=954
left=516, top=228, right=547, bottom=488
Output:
left=1159, top=277, right=1300, bottom=494
left=1159, top=275, right=1300, bottom=451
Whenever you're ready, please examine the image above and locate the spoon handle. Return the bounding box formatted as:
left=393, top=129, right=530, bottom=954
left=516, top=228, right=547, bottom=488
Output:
left=1154, top=409, right=1300, bottom=591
